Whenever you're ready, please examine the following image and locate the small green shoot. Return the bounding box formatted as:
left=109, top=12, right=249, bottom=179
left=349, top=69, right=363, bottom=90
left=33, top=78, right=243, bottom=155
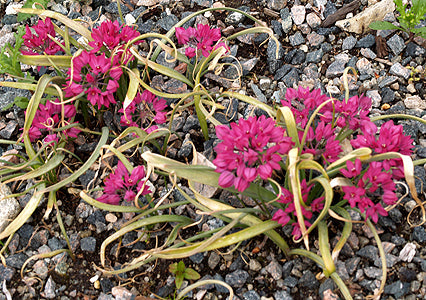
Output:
left=169, top=261, right=200, bottom=290
left=0, top=26, right=25, bottom=77
left=369, top=0, right=426, bottom=39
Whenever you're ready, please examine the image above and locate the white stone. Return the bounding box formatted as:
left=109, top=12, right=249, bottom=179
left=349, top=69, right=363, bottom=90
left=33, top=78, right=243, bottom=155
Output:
left=136, top=0, right=158, bottom=6
left=5, top=3, right=23, bottom=15
left=192, top=152, right=217, bottom=198
left=335, top=0, right=395, bottom=34
left=404, top=95, right=426, bottom=109
left=0, top=183, right=21, bottom=233
left=125, top=14, right=136, bottom=26
left=399, top=243, right=416, bottom=262
left=291, top=5, right=306, bottom=25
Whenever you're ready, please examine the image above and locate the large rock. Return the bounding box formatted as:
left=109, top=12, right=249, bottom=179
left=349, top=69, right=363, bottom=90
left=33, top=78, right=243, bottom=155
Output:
left=335, top=0, right=395, bottom=34
left=0, top=183, right=21, bottom=233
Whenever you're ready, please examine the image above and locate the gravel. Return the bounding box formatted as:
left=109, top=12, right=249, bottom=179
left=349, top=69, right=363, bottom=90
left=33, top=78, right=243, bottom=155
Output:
left=0, top=0, right=425, bottom=299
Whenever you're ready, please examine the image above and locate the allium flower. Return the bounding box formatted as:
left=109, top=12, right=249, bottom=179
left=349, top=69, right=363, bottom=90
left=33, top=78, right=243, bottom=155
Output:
left=26, top=99, right=80, bottom=143
left=175, top=24, right=227, bottom=58
left=365, top=203, right=388, bottom=223
left=118, top=90, right=168, bottom=133
left=21, top=18, right=64, bottom=56
left=213, top=116, right=294, bottom=192
left=64, top=51, right=123, bottom=109
left=97, top=161, right=152, bottom=205
left=89, top=20, right=141, bottom=63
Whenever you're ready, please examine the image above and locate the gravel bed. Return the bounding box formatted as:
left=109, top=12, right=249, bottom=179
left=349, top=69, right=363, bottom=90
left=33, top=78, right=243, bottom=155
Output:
left=0, top=0, right=425, bottom=299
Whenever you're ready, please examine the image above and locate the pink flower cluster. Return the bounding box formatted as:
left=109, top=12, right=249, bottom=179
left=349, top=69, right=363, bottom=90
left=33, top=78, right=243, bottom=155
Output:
left=175, top=24, right=228, bottom=58
left=64, top=51, right=123, bottom=109
left=119, top=90, right=167, bottom=133
left=272, top=181, right=324, bottom=239
left=27, top=99, right=80, bottom=144
left=97, top=161, right=152, bottom=205
left=88, top=20, right=141, bottom=64
left=213, top=115, right=294, bottom=192
left=340, top=159, right=396, bottom=223
left=21, top=18, right=63, bottom=56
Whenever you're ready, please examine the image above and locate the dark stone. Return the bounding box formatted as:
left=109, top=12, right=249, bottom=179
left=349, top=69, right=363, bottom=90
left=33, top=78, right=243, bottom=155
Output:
left=80, top=237, right=96, bottom=252
left=380, top=87, right=395, bottom=103
left=271, top=20, right=283, bottom=37
left=156, top=284, right=173, bottom=298
left=130, top=6, right=146, bottom=19
left=104, top=2, right=131, bottom=14
left=414, top=166, right=426, bottom=195
left=137, top=19, right=157, bottom=35
left=298, top=270, right=319, bottom=288
left=171, top=116, right=185, bottom=132
left=386, top=101, right=406, bottom=115
left=88, top=7, right=102, bottom=21
left=254, top=33, right=269, bottom=45
left=48, top=237, right=67, bottom=251
left=274, top=290, right=293, bottom=300
left=289, top=32, right=305, bottom=46
left=157, top=14, right=179, bottom=32
left=78, top=169, right=96, bottom=188
left=412, top=226, right=426, bottom=243
left=17, top=224, right=34, bottom=248
left=214, top=98, right=239, bottom=124
left=225, top=269, right=250, bottom=287
left=0, top=264, right=15, bottom=282
left=306, top=49, right=323, bottom=63
left=282, top=68, right=299, bottom=87
left=404, top=42, right=425, bottom=57
left=316, top=26, right=339, bottom=35
left=388, top=208, right=403, bottom=223
left=243, top=290, right=260, bottom=300
left=100, top=278, right=114, bottom=294
left=213, top=273, right=229, bottom=293
left=357, top=245, right=378, bottom=261
left=230, top=256, right=245, bottom=271
left=355, top=34, right=375, bottom=48
left=199, top=275, right=214, bottom=290
left=319, top=278, right=336, bottom=297
left=321, top=42, right=333, bottom=53
left=283, top=276, right=298, bottom=288
left=391, top=235, right=406, bottom=246
left=6, top=253, right=28, bottom=269
left=183, top=115, right=200, bottom=133
left=122, top=231, right=137, bottom=248
left=189, top=252, right=204, bottom=264
left=274, top=65, right=293, bottom=81
left=324, top=1, right=337, bottom=18
left=384, top=280, right=410, bottom=298
left=399, top=267, right=417, bottom=282
left=2, top=15, right=17, bottom=25
left=267, top=38, right=285, bottom=73
left=68, top=11, right=82, bottom=19
left=291, top=49, right=306, bottom=65
left=180, top=11, right=196, bottom=29
left=282, top=261, right=293, bottom=277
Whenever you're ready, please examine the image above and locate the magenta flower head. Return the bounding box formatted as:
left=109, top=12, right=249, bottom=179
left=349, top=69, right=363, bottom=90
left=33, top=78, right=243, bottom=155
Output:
left=64, top=51, right=123, bottom=109
left=25, top=99, right=80, bottom=143
left=175, top=24, right=227, bottom=58
left=89, top=20, right=142, bottom=55
left=118, top=90, right=168, bottom=131
left=213, top=115, right=294, bottom=192
left=21, top=17, right=64, bottom=56
left=97, top=161, right=152, bottom=205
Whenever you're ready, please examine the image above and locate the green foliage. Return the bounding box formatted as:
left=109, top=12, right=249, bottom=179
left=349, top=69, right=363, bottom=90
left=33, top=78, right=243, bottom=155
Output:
left=169, top=261, right=200, bottom=289
left=17, top=0, right=49, bottom=22
left=0, top=26, right=25, bottom=77
left=369, top=0, right=426, bottom=39
left=1, top=96, right=30, bottom=111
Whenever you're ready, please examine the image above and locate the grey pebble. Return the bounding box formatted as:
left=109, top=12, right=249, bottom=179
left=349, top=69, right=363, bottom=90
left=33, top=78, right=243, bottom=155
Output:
left=80, top=236, right=96, bottom=252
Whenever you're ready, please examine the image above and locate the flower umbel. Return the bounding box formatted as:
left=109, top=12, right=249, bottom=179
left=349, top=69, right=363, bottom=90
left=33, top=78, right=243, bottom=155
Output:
left=213, top=115, right=294, bottom=192
left=97, top=161, right=152, bottom=205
